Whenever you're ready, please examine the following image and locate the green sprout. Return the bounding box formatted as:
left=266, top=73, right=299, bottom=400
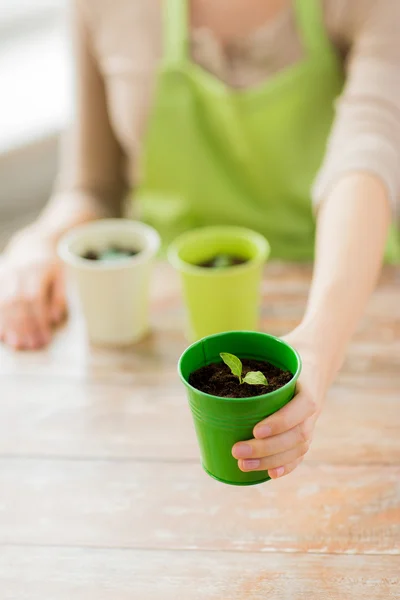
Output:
left=220, top=353, right=268, bottom=386
left=212, top=254, right=234, bottom=268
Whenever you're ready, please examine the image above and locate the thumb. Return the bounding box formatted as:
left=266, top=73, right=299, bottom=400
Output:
left=50, top=268, right=67, bottom=324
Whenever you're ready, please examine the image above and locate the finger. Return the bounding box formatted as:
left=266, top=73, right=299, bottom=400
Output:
left=6, top=303, right=42, bottom=350
left=233, top=419, right=314, bottom=460
left=253, top=388, right=317, bottom=439
left=23, top=290, right=51, bottom=346
left=13, top=310, right=39, bottom=350
left=26, top=301, right=51, bottom=346
left=23, top=274, right=52, bottom=346
left=238, top=443, right=309, bottom=472
left=50, top=270, right=67, bottom=324
left=4, top=315, right=31, bottom=349
left=4, top=330, right=23, bottom=350
left=268, top=457, right=304, bottom=480
left=0, top=299, right=23, bottom=348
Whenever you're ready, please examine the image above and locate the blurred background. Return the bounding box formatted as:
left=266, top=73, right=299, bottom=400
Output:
left=0, top=0, right=71, bottom=248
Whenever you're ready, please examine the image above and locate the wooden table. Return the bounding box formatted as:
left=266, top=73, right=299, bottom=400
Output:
left=0, top=263, right=399, bottom=599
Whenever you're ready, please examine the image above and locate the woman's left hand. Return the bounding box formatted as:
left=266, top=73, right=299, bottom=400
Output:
left=232, top=329, right=330, bottom=480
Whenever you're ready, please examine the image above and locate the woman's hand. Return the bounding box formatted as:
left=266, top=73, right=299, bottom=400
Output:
left=0, top=233, right=66, bottom=350
left=232, top=329, right=330, bottom=480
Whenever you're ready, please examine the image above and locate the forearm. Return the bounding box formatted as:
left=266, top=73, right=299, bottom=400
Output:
left=244, top=173, right=392, bottom=480
left=298, top=172, right=391, bottom=385
left=6, top=0, right=128, bottom=258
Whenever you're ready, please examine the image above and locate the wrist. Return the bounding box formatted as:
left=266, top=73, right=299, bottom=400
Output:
left=5, top=225, right=57, bottom=261
left=35, top=193, right=108, bottom=243
left=285, top=319, right=345, bottom=390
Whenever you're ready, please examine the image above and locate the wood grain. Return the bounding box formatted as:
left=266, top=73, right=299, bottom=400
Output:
left=1, top=547, right=399, bottom=600
left=0, top=459, right=399, bottom=553
left=0, top=378, right=399, bottom=464
left=0, top=264, right=399, bottom=383
left=0, top=263, right=398, bottom=599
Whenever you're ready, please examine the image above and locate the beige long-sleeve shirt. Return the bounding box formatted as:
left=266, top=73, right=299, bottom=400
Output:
left=53, top=0, right=400, bottom=220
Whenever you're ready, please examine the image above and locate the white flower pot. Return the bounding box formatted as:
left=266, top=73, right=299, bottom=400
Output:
left=58, top=219, right=160, bottom=346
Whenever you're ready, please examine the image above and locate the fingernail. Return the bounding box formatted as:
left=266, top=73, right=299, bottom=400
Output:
left=271, top=466, right=285, bottom=478
left=233, top=444, right=253, bottom=459
left=255, top=425, right=272, bottom=438
left=243, top=459, right=260, bottom=470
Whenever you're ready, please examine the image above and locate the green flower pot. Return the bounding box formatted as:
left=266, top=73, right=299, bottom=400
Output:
left=179, top=330, right=302, bottom=486
left=168, top=226, right=269, bottom=341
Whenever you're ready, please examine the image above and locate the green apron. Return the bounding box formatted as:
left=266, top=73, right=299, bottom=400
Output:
left=136, top=0, right=399, bottom=262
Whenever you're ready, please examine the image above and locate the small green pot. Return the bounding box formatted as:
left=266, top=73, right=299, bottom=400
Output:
left=168, top=226, right=269, bottom=341
left=178, top=330, right=301, bottom=486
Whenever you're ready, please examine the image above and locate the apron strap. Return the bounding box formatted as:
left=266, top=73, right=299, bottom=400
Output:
left=295, top=0, right=332, bottom=56
left=164, top=0, right=189, bottom=67
left=163, top=0, right=330, bottom=65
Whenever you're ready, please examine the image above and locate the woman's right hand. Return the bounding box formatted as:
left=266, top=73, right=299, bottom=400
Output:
left=0, top=234, right=67, bottom=350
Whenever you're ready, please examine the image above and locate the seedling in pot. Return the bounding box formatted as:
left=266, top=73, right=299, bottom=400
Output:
left=180, top=331, right=300, bottom=484
left=220, top=353, right=268, bottom=386
left=197, top=254, right=247, bottom=269
left=82, top=245, right=139, bottom=262
left=189, top=350, right=292, bottom=398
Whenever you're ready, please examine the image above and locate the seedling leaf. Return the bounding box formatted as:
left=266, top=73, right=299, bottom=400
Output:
left=220, top=352, right=243, bottom=383
left=242, top=371, right=268, bottom=386
left=212, top=254, right=233, bottom=268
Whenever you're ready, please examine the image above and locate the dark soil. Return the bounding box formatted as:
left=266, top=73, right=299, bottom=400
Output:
left=189, top=358, right=293, bottom=398
left=82, top=245, right=139, bottom=261
left=197, top=254, right=248, bottom=269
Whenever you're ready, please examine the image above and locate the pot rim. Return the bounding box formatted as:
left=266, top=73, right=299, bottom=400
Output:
left=168, top=226, right=270, bottom=277
left=178, top=330, right=302, bottom=402
left=58, top=219, right=161, bottom=271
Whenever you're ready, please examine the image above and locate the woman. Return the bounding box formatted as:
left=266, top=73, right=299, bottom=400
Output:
left=0, top=0, right=398, bottom=479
